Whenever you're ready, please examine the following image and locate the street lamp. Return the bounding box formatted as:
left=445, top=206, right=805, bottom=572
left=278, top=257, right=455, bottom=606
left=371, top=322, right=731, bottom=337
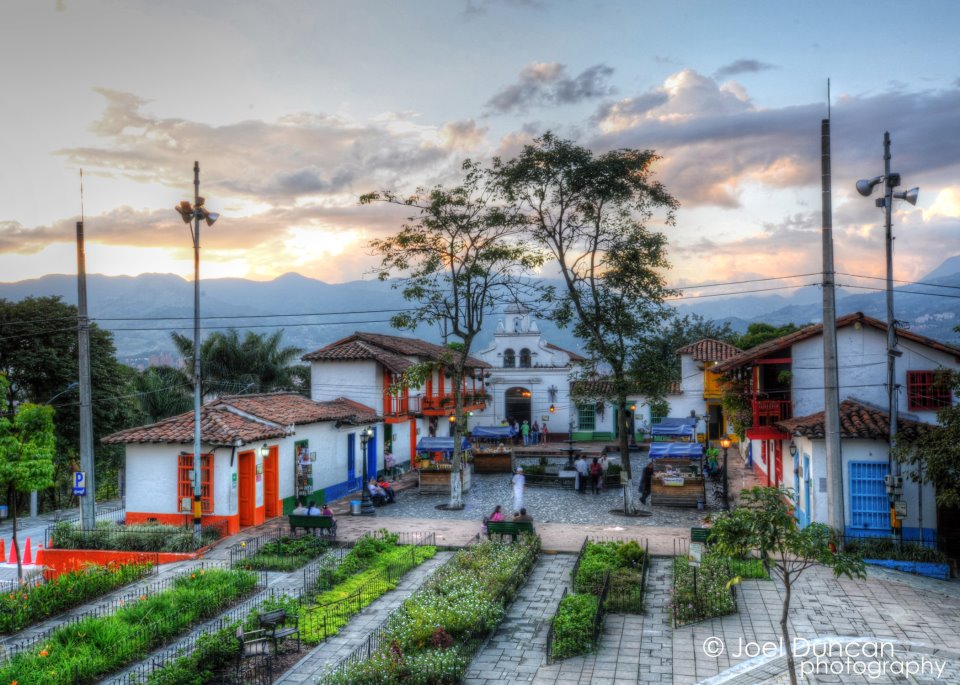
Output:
left=175, top=161, right=219, bottom=538
left=719, top=436, right=732, bottom=510
left=856, top=133, right=919, bottom=534
left=359, top=426, right=376, bottom=516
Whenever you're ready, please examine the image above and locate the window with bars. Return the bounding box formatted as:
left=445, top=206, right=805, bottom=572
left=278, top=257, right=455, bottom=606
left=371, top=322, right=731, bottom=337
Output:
left=577, top=404, right=596, bottom=431
left=178, top=453, right=214, bottom=514
left=907, top=370, right=952, bottom=411
left=848, top=461, right=888, bottom=531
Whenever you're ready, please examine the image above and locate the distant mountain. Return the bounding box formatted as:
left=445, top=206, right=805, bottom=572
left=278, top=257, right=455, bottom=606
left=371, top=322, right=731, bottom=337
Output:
left=2, top=254, right=958, bottom=364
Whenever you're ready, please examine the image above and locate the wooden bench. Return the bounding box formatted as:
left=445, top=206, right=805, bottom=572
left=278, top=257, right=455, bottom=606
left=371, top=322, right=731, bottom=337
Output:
left=236, top=625, right=273, bottom=662
left=691, top=527, right=712, bottom=545
left=257, top=609, right=300, bottom=652
left=288, top=514, right=337, bottom=538
left=487, top=520, right=535, bottom=542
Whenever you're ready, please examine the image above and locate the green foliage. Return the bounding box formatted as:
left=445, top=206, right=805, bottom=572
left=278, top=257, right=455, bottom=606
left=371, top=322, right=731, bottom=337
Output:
left=0, top=562, right=154, bottom=634
left=133, top=365, right=192, bottom=424
left=235, top=535, right=330, bottom=572
left=145, top=624, right=239, bottom=685
left=550, top=593, right=599, bottom=660
left=894, top=369, right=960, bottom=508
left=51, top=521, right=222, bottom=553
left=720, top=381, right=752, bottom=441
left=672, top=553, right=736, bottom=625
left=731, top=322, right=803, bottom=350
left=0, top=568, right=257, bottom=685
left=844, top=537, right=947, bottom=563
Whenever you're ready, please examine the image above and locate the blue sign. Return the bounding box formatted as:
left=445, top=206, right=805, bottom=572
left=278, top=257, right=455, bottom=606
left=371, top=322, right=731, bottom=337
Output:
left=73, top=471, right=86, bottom=496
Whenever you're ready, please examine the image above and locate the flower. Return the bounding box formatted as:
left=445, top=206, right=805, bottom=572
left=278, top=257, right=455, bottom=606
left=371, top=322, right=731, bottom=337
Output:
left=140, top=594, right=147, bottom=601
left=39, top=649, right=49, bottom=658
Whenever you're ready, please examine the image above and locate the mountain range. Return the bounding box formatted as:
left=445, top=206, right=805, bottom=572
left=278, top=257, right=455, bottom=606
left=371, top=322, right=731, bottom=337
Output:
left=2, top=255, right=959, bottom=365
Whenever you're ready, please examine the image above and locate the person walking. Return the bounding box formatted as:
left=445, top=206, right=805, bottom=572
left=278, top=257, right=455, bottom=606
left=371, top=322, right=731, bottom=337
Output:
left=574, top=455, right=588, bottom=494
left=590, top=457, right=602, bottom=494
left=521, top=419, right=531, bottom=446
left=512, top=467, right=525, bottom=513
left=639, top=461, right=654, bottom=505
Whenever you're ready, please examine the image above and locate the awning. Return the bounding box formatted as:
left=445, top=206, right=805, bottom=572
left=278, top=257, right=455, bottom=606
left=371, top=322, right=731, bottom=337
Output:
left=649, top=442, right=703, bottom=458
left=416, top=437, right=472, bottom=454
left=650, top=417, right=697, bottom=437
left=471, top=425, right=516, bottom=439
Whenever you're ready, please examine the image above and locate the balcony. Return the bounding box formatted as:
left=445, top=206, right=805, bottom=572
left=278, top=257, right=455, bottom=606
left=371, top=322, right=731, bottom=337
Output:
left=383, top=394, right=421, bottom=419
left=420, top=392, right=488, bottom=415
left=752, top=399, right=792, bottom=427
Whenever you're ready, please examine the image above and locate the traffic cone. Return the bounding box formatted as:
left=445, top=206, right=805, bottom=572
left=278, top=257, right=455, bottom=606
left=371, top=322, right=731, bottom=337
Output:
left=8, top=540, right=18, bottom=565
left=33, top=544, right=44, bottom=568
left=0, top=538, right=5, bottom=563
left=21, top=538, right=31, bottom=566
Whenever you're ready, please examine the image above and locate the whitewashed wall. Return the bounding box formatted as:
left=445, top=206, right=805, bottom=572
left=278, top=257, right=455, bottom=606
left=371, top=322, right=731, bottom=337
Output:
left=310, top=360, right=381, bottom=411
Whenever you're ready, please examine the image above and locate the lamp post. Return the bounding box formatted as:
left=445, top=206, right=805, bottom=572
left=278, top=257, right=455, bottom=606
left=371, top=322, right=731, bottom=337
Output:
left=175, top=162, right=220, bottom=538
left=856, top=133, right=918, bottom=536
left=359, top=426, right=376, bottom=516
left=719, top=436, right=732, bottom=510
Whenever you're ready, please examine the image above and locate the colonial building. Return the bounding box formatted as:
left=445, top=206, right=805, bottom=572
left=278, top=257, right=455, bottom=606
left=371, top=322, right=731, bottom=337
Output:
left=102, top=392, right=379, bottom=534
left=711, top=312, right=959, bottom=542
left=471, top=305, right=585, bottom=438
left=303, top=332, right=490, bottom=465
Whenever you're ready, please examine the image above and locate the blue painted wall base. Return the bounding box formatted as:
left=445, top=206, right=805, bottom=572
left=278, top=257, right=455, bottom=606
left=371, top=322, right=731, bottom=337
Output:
left=864, top=558, right=951, bottom=581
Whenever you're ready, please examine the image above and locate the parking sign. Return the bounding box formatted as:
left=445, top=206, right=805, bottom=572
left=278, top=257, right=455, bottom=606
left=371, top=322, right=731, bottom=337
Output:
left=73, top=471, right=86, bottom=496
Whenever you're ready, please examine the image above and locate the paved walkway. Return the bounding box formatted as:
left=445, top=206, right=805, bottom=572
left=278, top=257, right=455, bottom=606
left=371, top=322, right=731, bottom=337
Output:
left=275, top=551, right=453, bottom=684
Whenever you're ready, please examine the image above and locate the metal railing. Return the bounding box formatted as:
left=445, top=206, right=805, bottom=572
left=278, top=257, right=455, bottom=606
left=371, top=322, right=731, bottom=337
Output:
left=228, top=528, right=337, bottom=570
left=46, top=518, right=228, bottom=553
left=671, top=538, right=738, bottom=627
left=838, top=533, right=947, bottom=563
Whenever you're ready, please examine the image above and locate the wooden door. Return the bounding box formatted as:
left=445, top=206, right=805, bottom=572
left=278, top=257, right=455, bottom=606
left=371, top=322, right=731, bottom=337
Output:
left=238, top=451, right=255, bottom=527
left=264, top=446, right=279, bottom=519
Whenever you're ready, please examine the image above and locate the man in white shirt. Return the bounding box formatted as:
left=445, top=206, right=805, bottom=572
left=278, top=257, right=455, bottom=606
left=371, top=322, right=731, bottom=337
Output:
left=574, top=455, right=588, bottom=493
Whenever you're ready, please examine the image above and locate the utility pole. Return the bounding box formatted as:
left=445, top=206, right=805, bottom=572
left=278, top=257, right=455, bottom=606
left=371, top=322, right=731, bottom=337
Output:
left=820, top=117, right=844, bottom=536
left=76, top=218, right=96, bottom=530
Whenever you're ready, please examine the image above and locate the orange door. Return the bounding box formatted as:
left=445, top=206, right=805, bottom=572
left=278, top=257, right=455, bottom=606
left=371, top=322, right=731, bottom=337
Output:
left=238, top=451, right=256, bottom=527
left=264, top=446, right=279, bottom=518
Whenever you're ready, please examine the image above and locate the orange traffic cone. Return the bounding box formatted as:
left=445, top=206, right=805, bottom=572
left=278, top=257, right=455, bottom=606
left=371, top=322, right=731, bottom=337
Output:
left=21, top=538, right=31, bottom=566
left=33, top=544, right=44, bottom=568
left=7, top=540, right=18, bottom=565
left=0, top=538, right=5, bottom=563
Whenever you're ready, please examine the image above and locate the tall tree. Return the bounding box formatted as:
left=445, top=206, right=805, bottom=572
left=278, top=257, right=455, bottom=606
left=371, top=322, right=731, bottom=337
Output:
left=732, top=322, right=802, bottom=350
left=363, top=160, right=542, bottom=508
left=133, top=365, right=193, bottom=424
left=171, top=328, right=306, bottom=397
left=496, top=132, right=678, bottom=512
left=709, top=487, right=865, bottom=685
left=0, top=375, right=56, bottom=581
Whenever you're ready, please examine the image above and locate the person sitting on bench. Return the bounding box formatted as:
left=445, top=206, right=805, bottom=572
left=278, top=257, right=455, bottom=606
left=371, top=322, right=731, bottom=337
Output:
left=378, top=479, right=396, bottom=503
left=367, top=479, right=387, bottom=505
left=306, top=500, right=321, bottom=516
left=513, top=507, right=533, bottom=522
left=291, top=498, right=308, bottom=516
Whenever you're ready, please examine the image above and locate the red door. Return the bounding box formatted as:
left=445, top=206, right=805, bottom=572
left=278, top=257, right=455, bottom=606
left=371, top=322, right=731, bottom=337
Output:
left=774, top=441, right=783, bottom=487
left=264, top=446, right=279, bottom=519
left=238, top=451, right=256, bottom=527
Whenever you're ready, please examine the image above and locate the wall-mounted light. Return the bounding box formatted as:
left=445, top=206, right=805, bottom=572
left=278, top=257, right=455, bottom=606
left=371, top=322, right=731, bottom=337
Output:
left=448, top=415, right=456, bottom=423
left=549, top=404, right=555, bottom=413
left=788, top=441, right=798, bottom=457
left=629, top=403, right=636, bottom=412
left=260, top=443, right=270, bottom=458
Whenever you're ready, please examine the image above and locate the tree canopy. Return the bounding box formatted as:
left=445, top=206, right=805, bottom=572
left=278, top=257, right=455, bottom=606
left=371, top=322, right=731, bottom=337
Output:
left=495, top=132, right=677, bottom=508
left=732, top=322, right=802, bottom=350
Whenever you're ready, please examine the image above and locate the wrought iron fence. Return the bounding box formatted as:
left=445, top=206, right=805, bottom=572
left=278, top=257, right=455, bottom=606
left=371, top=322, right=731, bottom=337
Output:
left=838, top=533, right=947, bottom=563
left=544, top=586, right=566, bottom=664
left=46, top=518, right=227, bottom=553
left=671, top=538, right=738, bottom=627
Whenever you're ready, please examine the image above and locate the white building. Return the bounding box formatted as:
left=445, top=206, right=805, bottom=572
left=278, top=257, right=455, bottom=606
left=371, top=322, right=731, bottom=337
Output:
left=103, top=392, right=379, bottom=534
left=471, top=305, right=585, bottom=439
left=711, top=312, right=959, bottom=543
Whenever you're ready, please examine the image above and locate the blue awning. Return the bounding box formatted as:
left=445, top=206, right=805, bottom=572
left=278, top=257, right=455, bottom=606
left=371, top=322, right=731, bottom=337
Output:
left=416, top=437, right=471, bottom=454
left=471, top=426, right=516, bottom=439
left=649, top=442, right=703, bottom=458
left=650, top=417, right=697, bottom=437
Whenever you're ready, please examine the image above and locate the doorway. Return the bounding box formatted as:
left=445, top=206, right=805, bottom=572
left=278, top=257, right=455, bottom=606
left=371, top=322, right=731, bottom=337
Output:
left=263, top=446, right=279, bottom=519
left=238, top=451, right=256, bottom=527
left=505, top=387, right=531, bottom=426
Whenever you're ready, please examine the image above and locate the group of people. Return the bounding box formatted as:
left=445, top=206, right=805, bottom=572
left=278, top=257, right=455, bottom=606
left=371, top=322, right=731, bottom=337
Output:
left=292, top=499, right=335, bottom=519
left=485, top=503, right=533, bottom=524
left=501, top=417, right=549, bottom=446
left=573, top=454, right=607, bottom=494
left=367, top=478, right=396, bottom=505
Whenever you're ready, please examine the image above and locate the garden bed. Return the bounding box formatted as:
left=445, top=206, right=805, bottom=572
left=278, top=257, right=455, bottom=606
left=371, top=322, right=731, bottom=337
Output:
left=50, top=521, right=224, bottom=553
left=672, top=553, right=737, bottom=626
left=232, top=533, right=331, bottom=572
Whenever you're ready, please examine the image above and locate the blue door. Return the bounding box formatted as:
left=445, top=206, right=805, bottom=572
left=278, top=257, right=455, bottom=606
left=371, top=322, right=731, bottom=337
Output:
left=347, top=433, right=356, bottom=488
left=793, top=453, right=802, bottom=525
left=803, top=455, right=811, bottom=527
left=849, top=462, right=889, bottom=536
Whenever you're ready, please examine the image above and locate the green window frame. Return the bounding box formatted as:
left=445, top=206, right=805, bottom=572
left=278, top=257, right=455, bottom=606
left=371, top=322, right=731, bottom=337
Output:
left=577, top=404, right=596, bottom=431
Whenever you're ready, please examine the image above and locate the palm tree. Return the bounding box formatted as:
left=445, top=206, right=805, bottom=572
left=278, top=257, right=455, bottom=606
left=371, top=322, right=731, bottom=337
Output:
left=133, top=365, right=192, bottom=423
left=171, top=329, right=306, bottom=397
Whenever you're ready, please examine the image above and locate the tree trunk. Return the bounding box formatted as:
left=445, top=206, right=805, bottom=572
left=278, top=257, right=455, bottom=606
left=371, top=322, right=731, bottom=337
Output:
left=448, top=368, right=464, bottom=509
left=618, top=398, right=636, bottom=513
left=9, top=486, right=22, bottom=582
left=781, top=573, right=797, bottom=685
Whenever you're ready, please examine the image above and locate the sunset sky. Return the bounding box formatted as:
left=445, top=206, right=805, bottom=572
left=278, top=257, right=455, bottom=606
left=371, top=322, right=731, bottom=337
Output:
left=2, top=0, right=959, bottom=296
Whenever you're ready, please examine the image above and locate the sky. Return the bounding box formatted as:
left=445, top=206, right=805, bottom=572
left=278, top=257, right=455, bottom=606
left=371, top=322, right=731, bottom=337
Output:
left=2, top=0, right=959, bottom=297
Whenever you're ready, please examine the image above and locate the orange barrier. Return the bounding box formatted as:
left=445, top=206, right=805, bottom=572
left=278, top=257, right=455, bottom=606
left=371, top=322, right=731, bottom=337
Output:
left=34, top=544, right=44, bottom=568
left=40, top=548, right=206, bottom=579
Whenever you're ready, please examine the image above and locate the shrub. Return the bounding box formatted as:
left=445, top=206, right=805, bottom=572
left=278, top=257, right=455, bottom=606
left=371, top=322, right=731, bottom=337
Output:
left=50, top=521, right=222, bottom=553
left=672, top=553, right=736, bottom=625
left=236, top=535, right=330, bottom=572
left=844, top=537, right=947, bottom=564
left=550, top=593, right=598, bottom=660
left=145, top=624, right=239, bottom=685
left=0, top=562, right=154, bottom=634
left=574, top=540, right=646, bottom=609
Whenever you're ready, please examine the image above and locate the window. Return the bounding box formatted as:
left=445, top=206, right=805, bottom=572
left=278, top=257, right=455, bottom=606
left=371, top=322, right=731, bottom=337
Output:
left=503, top=349, right=515, bottom=368
left=519, top=348, right=532, bottom=368
left=178, top=453, right=214, bottom=514
left=577, top=404, right=596, bottom=431
left=907, top=370, right=952, bottom=411
left=849, top=462, right=888, bottom=531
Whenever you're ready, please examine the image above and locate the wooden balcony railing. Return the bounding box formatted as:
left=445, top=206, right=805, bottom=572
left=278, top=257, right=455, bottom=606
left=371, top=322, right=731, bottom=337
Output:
left=420, top=393, right=489, bottom=413
left=752, top=399, right=792, bottom=426
left=383, top=394, right=421, bottom=417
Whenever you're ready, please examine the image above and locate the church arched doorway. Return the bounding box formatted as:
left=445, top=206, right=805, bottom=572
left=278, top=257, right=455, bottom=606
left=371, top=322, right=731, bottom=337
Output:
left=505, top=387, right=532, bottom=426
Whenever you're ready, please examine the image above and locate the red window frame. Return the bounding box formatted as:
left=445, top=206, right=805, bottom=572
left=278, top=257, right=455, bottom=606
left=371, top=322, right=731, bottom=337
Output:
left=178, top=453, right=214, bottom=514
left=907, top=370, right=952, bottom=411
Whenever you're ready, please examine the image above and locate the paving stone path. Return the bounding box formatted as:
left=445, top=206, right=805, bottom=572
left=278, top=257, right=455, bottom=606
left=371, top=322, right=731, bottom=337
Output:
left=275, top=551, right=453, bottom=684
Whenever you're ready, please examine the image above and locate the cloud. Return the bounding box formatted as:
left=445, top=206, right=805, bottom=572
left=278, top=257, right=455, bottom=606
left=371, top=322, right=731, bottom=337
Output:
left=714, top=59, right=777, bottom=80
left=486, top=62, right=615, bottom=114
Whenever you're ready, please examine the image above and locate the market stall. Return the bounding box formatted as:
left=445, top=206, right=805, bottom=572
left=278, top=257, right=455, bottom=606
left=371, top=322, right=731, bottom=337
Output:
left=415, top=437, right=473, bottom=495
left=649, top=441, right=705, bottom=508
left=650, top=417, right=698, bottom=441
left=470, top=426, right=515, bottom=473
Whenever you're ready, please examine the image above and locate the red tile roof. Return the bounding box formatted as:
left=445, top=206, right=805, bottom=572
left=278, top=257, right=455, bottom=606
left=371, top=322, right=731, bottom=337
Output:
left=569, top=378, right=681, bottom=397
left=102, top=393, right=379, bottom=446
left=776, top=399, right=932, bottom=441
left=713, top=312, right=960, bottom=375
left=675, top=339, right=742, bottom=362
left=303, top=332, right=490, bottom=369
left=544, top=342, right=587, bottom=362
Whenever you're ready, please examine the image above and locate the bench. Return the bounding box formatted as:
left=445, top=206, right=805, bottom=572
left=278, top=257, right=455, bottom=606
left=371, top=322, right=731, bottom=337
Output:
left=487, top=520, right=535, bottom=542
left=691, top=527, right=712, bottom=545
left=236, top=625, right=273, bottom=660
left=288, top=514, right=337, bottom=538
left=257, top=609, right=300, bottom=653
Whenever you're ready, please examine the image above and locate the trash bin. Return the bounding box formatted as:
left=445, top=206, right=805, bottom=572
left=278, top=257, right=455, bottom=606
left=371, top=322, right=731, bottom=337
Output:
left=350, top=500, right=362, bottom=516
left=0, top=505, right=7, bottom=519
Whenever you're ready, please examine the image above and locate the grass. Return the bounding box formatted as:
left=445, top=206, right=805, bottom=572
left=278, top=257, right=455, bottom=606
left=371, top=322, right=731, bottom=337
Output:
left=235, top=535, right=330, bottom=572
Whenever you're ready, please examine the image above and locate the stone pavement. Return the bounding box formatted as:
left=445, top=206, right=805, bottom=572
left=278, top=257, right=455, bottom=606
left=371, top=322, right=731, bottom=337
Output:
left=275, top=551, right=453, bottom=684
